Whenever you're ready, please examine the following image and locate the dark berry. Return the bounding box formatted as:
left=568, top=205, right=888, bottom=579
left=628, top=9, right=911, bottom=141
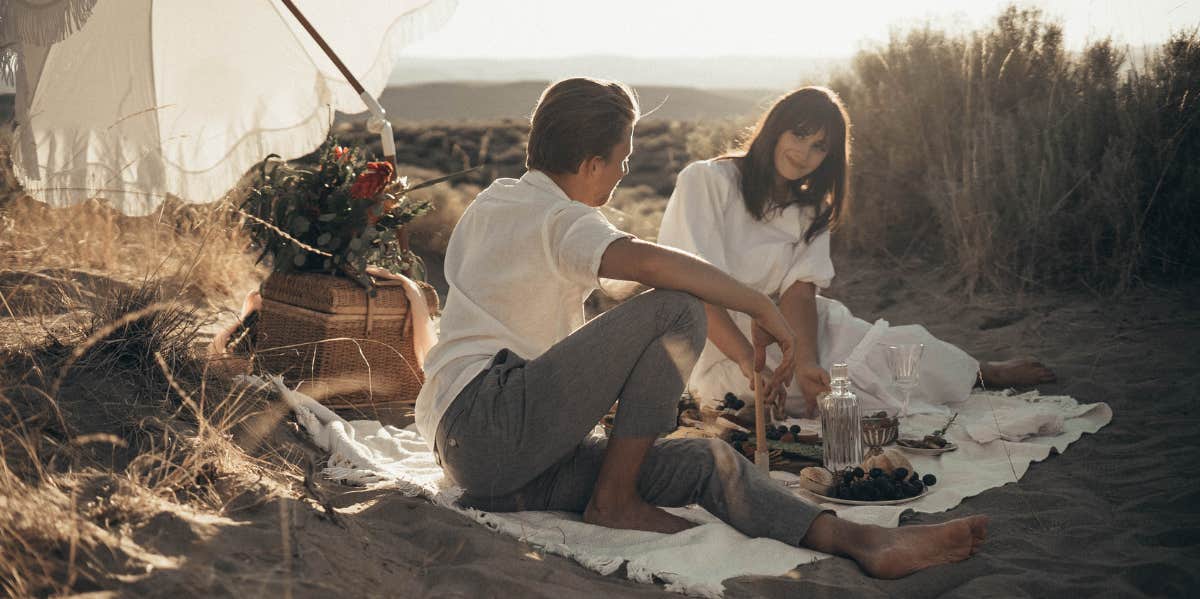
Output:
left=878, top=483, right=900, bottom=500
left=922, top=474, right=937, bottom=486
left=893, top=467, right=909, bottom=481
left=842, top=472, right=855, bottom=485
left=766, top=429, right=781, bottom=441
left=852, top=467, right=865, bottom=479
left=731, top=398, right=746, bottom=410
left=777, top=425, right=789, bottom=434
left=724, top=392, right=738, bottom=406
left=869, top=468, right=885, bottom=479
left=909, top=471, right=920, bottom=482
left=789, top=425, right=802, bottom=435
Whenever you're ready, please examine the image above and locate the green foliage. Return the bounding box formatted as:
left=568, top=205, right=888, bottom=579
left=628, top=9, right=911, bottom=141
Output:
left=240, top=136, right=432, bottom=289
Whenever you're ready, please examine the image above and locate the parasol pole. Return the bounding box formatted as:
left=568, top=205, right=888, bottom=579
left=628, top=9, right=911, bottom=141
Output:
left=278, top=0, right=397, bottom=167
left=754, top=373, right=769, bottom=474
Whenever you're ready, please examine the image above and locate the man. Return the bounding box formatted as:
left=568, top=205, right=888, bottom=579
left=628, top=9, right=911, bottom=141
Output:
left=414, top=77, right=986, bottom=578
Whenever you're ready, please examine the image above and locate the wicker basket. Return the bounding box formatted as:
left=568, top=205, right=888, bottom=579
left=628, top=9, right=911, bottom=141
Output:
left=256, top=271, right=434, bottom=422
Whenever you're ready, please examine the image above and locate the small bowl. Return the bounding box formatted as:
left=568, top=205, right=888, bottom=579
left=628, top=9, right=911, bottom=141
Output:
left=861, top=413, right=899, bottom=455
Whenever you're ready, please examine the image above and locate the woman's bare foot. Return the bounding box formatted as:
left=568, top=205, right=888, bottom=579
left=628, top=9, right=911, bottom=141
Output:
left=583, top=495, right=695, bottom=534
left=851, top=516, right=989, bottom=579
left=980, top=357, right=1056, bottom=388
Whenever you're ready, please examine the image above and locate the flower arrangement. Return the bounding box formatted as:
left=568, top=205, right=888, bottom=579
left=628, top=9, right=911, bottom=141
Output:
left=241, top=136, right=462, bottom=290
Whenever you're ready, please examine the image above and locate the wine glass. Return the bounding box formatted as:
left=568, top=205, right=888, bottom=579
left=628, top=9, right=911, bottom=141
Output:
left=886, top=343, right=925, bottom=419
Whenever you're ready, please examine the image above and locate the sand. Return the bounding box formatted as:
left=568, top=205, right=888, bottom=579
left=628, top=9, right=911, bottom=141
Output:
left=8, top=257, right=1199, bottom=598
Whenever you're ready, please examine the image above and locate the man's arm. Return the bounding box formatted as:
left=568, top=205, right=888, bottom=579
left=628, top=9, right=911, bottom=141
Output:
left=599, top=237, right=795, bottom=381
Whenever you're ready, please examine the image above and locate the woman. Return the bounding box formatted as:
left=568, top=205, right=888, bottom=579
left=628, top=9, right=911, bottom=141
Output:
left=657, top=86, right=1055, bottom=418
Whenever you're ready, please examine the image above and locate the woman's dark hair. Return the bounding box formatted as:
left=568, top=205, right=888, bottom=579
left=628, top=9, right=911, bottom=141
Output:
left=722, top=86, right=850, bottom=243
left=527, top=78, right=640, bottom=174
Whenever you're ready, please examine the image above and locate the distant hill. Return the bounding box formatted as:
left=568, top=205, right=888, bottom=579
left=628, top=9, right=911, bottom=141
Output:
left=364, top=81, right=778, bottom=123
left=0, top=81, right=772, bottom=128
left=388, top=55, right=844, bottom=91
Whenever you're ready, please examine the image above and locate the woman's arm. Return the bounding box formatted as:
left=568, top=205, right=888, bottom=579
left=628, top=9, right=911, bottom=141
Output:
left=778, top=280, right=830, bottom=411
left=705, top=305, right=753, bottom=371
left=599, top=237, right=796, bottom=381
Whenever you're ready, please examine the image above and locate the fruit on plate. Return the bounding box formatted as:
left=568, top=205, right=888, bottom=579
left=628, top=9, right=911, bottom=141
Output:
left=797, top=467, right=835, bottom=495
left=860, top=448, right=914, bottom=478
left=829, top=465, right=938, bottom=501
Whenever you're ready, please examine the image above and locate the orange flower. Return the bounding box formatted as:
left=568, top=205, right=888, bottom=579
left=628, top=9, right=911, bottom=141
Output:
left=332, top=146, right=349, bottom=161
left=350, top=161, right=395, bottom=199
left=366, top=195, right=399, bottom=226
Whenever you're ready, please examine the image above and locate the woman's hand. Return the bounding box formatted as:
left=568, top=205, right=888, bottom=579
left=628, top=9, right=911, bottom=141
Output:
left=794, top=361, right=831, bottom=414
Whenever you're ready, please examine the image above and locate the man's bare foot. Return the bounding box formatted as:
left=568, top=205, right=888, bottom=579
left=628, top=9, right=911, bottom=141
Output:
left=583, top=496, right=695, bottom=534
left=980, top=357, right=1056, bottom=388
left=852, top=516, right=989, bottom=579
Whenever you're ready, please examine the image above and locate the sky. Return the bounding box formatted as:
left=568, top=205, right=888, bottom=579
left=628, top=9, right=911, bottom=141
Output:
left=400, top=0, right=1200, bottom=58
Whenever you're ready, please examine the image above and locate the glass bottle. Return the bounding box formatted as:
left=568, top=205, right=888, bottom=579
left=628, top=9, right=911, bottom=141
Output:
left=819, top=363, right=863, bottom=472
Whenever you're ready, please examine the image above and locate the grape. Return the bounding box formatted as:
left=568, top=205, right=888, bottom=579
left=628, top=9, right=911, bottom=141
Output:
left=789, top=425, right=802, bottom=435
left=869, top=468, right=885, bottom=479
left=852, top=467, right=865, bottom=479
left=922, top=474, right=938, bottom=486
left=893, top=467, right=909, bottom=481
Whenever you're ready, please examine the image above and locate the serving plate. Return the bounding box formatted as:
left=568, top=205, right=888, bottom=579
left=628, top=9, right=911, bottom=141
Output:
left=808, top=487, right=930, bottom=506
left=896, top=439, right=958, bottom=455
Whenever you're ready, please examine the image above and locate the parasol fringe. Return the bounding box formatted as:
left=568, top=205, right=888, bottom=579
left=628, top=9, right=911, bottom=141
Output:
left=1, top=0, right=98, bottom=47
left=12, top=0, right=458, bottom=215
left=0, top=47, right=15, bottom=87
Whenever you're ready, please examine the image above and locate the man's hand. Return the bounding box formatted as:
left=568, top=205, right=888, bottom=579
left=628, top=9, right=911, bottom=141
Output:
left=734, top=352, right=787, bottom=408
left=794, top=362, right=831, bottom=414
left=749, top=310, right=795, bottom=407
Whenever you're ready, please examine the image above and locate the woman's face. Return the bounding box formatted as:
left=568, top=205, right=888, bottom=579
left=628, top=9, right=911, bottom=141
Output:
left=773, top=127, right=829, bottom=182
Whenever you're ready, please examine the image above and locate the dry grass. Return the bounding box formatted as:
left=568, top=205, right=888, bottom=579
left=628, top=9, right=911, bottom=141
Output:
left=831, top=6, right=1200, bottom=294
left=401, top=165, right=483, bottom=257
left=0, top=157, right=308, bottom=594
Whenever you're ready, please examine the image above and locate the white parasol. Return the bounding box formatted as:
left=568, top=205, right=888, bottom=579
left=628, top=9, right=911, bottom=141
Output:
left=0, top=0, right=456, bottom=216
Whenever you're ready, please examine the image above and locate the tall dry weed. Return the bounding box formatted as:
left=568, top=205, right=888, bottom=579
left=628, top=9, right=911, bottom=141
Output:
left=833, top=6, right=1199, bottom=293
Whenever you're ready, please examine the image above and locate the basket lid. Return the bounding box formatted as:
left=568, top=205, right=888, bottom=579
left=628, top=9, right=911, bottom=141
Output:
left=261, top=272, right=410, bottom=315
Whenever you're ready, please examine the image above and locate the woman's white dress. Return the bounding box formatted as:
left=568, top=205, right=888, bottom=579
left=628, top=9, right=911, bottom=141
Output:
left=656, top=159, right=977, bottom=416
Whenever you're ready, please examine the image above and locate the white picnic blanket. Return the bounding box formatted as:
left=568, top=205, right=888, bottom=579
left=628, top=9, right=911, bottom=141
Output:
left=256, top=376, right=1110, bottom=598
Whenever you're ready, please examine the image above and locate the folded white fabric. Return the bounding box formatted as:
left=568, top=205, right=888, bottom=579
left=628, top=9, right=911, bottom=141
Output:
left=253, top=376, right=1111, bottom=598
left=961, top=391, right=1100, bottom=443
